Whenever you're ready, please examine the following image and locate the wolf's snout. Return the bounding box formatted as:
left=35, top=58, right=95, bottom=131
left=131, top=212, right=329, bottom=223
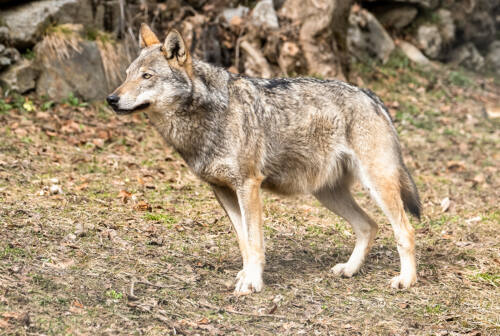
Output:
left=106, top=94, right=120, bottom=109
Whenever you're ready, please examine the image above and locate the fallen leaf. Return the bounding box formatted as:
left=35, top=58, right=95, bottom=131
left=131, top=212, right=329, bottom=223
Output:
left=75, top=182, right=89, bottom=191
left=447, top=161, right=466, bottom=172
left=119, top=190, right=132, bottom=203
left=72, top=300, right=84, bottom=308
left=92, top=138, right=105, bottom=148
left=197, top=317, right=209, bottom=325
left=1, top=312, right=22, bottom=319
left=134, top=201, right=152, bottom=212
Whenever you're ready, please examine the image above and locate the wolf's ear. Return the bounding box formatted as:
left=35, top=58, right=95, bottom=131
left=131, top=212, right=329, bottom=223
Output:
left=162, top=29, right=192, bottom=77
left=139, top=23, right=160, bottom=48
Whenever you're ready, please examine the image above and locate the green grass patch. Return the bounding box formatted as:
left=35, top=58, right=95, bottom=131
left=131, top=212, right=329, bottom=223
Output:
left=0, top=246, right=27, bottom=260
left=448, top=70, right=474, bottom=87
left=471, top=272, right=499, bottom=287
left=105, top=289, right=123, bottom=300
left=144, top=212, right=177, bottom=226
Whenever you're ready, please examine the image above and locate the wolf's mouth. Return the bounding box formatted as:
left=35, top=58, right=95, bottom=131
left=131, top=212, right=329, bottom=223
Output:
left=115, top=102, right=151, bottom=115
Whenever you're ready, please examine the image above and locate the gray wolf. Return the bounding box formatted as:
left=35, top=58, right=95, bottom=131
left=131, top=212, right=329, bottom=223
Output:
left=107, top=24, right=421, bottom=295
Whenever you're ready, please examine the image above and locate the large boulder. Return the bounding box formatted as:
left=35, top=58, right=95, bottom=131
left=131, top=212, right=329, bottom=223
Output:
left=0, top=59, right=39, bottom=93
left=0, top=0, right=93, bottom=48
left=347, top=7, right=395, bottom=63
left=35, top=40, right=108, bottom=101
left=33, top=25, right=129, bottom=101
left=417, top=24, right=442, bottom=59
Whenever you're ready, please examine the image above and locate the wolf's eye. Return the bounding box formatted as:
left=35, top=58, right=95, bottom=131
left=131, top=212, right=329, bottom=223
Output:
left=142, top=73, right=152, bottom=79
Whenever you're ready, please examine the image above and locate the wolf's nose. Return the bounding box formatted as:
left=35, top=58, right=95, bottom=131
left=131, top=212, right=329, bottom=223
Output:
left=106, top=94, right=119, bottom=107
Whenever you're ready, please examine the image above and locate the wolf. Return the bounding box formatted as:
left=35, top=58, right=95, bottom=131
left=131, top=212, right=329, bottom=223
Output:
left=107, top=24, right=421, bottom=295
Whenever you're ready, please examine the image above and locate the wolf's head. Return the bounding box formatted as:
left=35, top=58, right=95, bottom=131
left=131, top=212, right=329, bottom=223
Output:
left=107, top=24, right=193, bottom=115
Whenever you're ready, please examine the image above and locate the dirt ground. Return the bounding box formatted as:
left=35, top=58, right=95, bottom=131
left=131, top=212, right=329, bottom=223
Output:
left=0, top=58, right=499, bottom=335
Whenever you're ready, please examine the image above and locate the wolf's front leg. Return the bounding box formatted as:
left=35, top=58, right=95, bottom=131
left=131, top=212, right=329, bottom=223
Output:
left=233, top=177, right=265, bottom=295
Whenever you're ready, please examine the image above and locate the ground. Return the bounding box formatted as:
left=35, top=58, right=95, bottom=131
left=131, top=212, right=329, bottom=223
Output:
left=0, top=57, right=499, bottom=335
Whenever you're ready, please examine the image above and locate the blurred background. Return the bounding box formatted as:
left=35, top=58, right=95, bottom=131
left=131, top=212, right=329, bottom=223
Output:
left=0, top=0, right=499, bottom=101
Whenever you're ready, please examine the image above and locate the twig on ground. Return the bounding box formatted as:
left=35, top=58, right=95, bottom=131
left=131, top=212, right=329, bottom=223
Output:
left=128, top=280, right=139, bottom=301
left=198, top=300, right=294, bottom=321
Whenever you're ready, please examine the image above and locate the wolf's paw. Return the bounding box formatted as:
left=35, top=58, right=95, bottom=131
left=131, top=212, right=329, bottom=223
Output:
left=234, top=266, right=263, bottom=296
left=390, top=274, right=417, bottom=289
left=331, top=263, right=358, bottom=277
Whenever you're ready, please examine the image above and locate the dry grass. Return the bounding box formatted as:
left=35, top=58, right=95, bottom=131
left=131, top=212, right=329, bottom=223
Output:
left=0, top=61, right=499, bottom=335
left=35, top=24, right=84, bottom=62
left=96, top=36, right=129, bottom=88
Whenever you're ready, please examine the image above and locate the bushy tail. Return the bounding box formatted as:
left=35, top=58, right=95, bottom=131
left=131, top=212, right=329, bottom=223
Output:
left=400, top=166, right=422, bottom=220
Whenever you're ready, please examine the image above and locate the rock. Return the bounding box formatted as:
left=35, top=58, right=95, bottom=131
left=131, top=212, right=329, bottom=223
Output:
left=0, top=59, right=39, bottom=93
left=2, top=47, right=21, bottom=64
left=0, top=0, right=93, bottom=48
left=376, top=5, right=418, bottom=30
left=364, top=0, right=438, bottom=9
left=0, top=27, right=9, bottom=42
left=0, top=56, right=11, bottom=70
left=417, top=24, right=442, bottom=59
left=464, top=11, right=496, bottom=48
left=450, top=43, right=484, bottom=71
left=398, top=41, right=430, bottom=65
left=35, top=36, right=127, bottom=101
left=448, top=0, right=497, bottom=49
left=485, top=41, right=500, bottom=74
left=437, top=9, right=455, bottom=45
left=221, top=5, right=249, bottom=24
left=347, top=7, right=395, bottom=63
left=0, top=46, right=21, bottom=70
left=252, top=0, right=279, bottom=30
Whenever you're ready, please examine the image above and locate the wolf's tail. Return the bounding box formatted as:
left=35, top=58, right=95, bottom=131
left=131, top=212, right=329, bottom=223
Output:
left=399, top=165, right=421, bottom=220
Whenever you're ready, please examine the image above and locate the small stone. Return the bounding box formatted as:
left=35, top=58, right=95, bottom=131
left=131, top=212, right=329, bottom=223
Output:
left=377, top=5, right=418, bottom=30
left=347, top=7, right=395, bottom=63
left=49, top=185, right=63, bottom=195
left=485, top=40, right=500, bottom=74
left=222, top=5, right=249, bottom=25
left=437, top=9, right=455, bottom=44
left=251, top=0, right=279, bottom=30
left=450, top=43, right=484, bottom=71
left=398, top=41, right=430, bottom=65
left=417, top=24, right=442, bottom=59
left=0, top=59, right=39, bottom=93
left=0, top=27, right=9, bottom=42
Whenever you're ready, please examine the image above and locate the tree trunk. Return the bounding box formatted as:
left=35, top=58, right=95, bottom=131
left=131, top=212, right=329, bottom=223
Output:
left=279, top=0, right=354, bottom=80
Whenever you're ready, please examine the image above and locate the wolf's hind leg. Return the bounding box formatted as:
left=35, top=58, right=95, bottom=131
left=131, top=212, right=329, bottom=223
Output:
left=358, top=168, right=417, bottom=289
left=314, top=183, right=378, bottom=277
